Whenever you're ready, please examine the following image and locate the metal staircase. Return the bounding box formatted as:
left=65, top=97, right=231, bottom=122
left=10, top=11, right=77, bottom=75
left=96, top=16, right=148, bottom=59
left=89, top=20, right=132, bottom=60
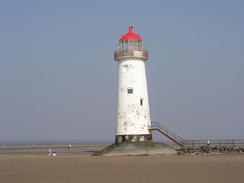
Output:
left=149, top=122, right=185, bottom=147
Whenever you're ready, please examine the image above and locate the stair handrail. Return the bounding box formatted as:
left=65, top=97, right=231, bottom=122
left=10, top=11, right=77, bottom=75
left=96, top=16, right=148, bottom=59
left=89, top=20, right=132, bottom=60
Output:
left=150, top=122, right=185, bottom=145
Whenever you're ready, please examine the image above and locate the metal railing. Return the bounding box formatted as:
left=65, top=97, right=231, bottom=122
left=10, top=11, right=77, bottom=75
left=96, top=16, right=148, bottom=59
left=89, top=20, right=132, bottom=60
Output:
left=114, top=49, right=148, bottom=61
left=149, top=122, right=244, bottom=148
left=184, top=139, right=244, bottom=148
left=149, top=122, right=185, bottom=147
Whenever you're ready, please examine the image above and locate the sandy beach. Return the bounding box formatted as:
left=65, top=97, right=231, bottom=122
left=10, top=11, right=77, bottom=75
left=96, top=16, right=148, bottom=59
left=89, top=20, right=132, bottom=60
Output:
left=0, top=154, right=244, bottom=183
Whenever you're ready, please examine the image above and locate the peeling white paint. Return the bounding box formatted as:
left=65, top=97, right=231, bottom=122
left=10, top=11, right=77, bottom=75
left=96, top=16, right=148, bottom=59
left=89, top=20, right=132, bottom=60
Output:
left=116, top=59, right=151, bottom=135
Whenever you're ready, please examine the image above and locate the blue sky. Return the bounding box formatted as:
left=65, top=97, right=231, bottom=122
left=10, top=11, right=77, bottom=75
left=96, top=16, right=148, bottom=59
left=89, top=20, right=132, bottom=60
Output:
left=0, top=0, right=243, bottom=142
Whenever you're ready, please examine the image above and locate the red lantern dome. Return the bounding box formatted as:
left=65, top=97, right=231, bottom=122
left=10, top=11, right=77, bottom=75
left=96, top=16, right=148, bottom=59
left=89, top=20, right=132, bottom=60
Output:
left=119, top=26, right=142, bottom=42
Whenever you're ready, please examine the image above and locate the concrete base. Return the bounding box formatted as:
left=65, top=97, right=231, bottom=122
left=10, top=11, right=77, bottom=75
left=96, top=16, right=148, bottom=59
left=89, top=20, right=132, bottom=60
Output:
left=93, top=142, right=177, bottom=156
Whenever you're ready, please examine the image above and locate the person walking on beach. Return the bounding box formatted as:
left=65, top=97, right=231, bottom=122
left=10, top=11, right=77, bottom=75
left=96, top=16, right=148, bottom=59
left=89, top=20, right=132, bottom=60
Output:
left=48, top=148, right=52, bottom=156
left=207, top=140, right=210, bottom=146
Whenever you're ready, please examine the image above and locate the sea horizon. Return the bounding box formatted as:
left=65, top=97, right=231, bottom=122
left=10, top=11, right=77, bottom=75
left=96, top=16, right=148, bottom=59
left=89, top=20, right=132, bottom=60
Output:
left=0, top=139, right=112, bottom=146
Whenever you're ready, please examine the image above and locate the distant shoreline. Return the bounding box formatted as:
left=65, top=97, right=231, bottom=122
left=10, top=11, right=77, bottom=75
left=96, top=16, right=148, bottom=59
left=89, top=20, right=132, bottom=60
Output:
left=0, top=143, right=109, bottom=156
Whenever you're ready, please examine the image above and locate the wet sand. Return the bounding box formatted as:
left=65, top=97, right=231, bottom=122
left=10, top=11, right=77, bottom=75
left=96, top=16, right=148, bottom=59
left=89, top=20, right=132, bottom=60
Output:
left=0, top=154, right=244, bottom=183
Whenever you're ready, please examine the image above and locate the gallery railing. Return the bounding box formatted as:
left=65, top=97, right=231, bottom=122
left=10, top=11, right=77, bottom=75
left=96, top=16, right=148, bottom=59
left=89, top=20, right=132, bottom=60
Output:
left=114, top=49, right=148, bottom=61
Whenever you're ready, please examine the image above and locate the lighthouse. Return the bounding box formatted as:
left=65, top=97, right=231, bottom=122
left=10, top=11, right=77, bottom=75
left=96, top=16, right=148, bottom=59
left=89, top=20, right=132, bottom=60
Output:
left=114, top=26, right=152, bottom=143
left=94, top=26, right=177, bottom=155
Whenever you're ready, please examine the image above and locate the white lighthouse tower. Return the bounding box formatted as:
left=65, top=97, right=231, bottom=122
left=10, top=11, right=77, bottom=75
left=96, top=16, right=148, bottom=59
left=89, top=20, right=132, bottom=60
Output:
left=114, top=26, right=152, bottom=143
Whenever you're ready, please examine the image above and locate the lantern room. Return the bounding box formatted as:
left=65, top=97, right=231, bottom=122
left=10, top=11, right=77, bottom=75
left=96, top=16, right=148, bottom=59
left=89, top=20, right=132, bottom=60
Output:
left=114, top=26, right=148, bottom=62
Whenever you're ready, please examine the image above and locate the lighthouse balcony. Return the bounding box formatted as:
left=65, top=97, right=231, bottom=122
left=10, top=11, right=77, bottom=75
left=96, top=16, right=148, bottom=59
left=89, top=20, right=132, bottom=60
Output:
left=114, top=49, right=148, bottom=61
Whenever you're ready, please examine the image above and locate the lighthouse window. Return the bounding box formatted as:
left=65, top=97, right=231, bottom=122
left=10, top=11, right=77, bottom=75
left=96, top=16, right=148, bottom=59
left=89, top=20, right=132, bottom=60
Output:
left=127, top=88, right=133, bottom=94
left=122, top=65, right=129, bottom=72
left=140, top=98, right=143, bottom=106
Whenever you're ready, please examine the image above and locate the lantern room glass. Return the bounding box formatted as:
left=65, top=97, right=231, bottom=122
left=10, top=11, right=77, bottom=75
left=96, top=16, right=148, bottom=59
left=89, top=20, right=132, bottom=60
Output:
left=119, top=40, right=143, bottom=51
